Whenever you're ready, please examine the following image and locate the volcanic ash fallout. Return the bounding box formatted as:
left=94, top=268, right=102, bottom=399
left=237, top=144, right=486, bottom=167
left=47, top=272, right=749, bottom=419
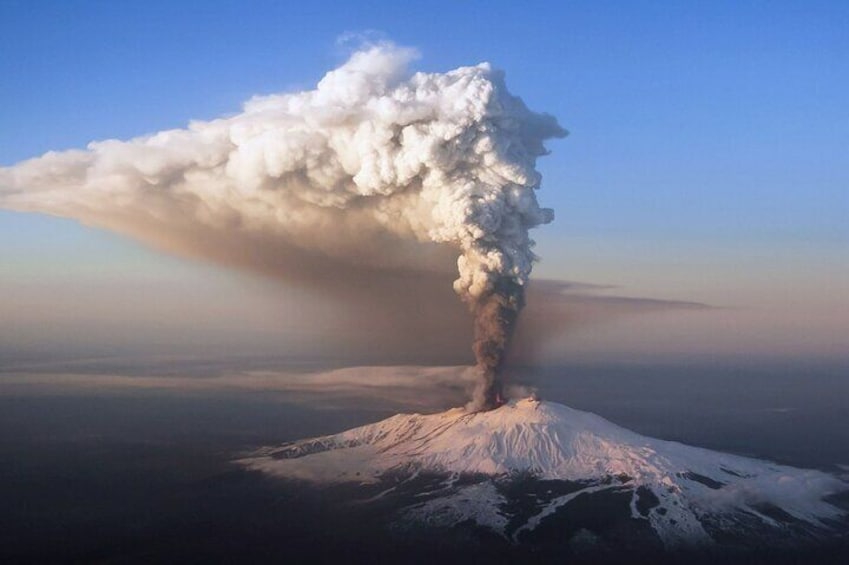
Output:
left=0, top=43, right=566, bottom=409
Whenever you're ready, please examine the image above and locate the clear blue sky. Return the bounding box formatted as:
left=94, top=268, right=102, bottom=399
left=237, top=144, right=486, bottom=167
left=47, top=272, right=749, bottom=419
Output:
left=1, top=0, right=847, bottom=362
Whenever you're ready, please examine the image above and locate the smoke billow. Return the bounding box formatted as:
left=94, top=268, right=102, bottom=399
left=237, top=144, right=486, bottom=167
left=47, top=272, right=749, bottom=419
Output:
left=0, top=43, right=565, bottom=411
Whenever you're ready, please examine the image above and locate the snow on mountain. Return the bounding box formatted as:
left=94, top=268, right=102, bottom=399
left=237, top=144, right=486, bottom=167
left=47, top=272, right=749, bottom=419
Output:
left=240, top=398, right=847, bottom=547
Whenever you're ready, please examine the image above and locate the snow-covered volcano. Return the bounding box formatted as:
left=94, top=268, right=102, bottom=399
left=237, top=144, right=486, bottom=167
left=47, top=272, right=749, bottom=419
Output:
left=241, top=398, right=847, bottom=548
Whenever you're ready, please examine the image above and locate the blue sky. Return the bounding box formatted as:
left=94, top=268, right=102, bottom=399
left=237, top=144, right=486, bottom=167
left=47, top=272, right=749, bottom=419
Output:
left=1, top=0, right=847, bottom=363
left=3, top=1, right=847, bottom=243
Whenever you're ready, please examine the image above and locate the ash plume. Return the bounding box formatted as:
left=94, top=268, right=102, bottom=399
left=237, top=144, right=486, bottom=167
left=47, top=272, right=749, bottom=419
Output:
left=469, top=278, right=524, bottom=410
left=0, top=42, right=565, bottom=410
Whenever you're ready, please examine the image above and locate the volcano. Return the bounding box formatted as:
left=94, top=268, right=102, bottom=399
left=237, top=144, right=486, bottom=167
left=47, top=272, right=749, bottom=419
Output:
left=241, top=398, right=847, bottom=552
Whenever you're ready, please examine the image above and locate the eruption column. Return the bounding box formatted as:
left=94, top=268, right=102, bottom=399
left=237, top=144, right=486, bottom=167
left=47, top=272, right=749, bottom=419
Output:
left=0, top=43, right=566, bottom=409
